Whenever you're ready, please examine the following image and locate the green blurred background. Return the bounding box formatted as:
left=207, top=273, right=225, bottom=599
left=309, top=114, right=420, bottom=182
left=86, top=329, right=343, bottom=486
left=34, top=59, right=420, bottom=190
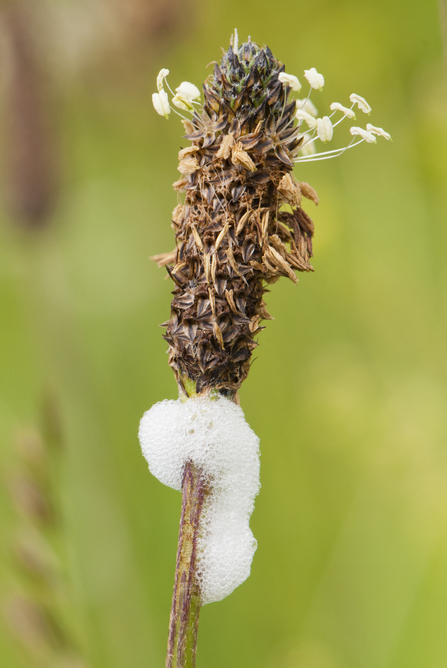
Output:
left=1, top=0, right=447, bottom=666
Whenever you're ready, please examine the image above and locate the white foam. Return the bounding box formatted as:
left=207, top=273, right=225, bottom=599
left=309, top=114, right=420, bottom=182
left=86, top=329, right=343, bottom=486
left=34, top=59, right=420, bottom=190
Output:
left=138, top=395, right=260, bottom=604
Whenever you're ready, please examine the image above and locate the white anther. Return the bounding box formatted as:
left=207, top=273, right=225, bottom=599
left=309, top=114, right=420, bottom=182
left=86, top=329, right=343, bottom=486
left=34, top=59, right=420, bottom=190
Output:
left=278, top=72, right=302, bottom=92
left=317, top=116, right=333, bottom=142
left=350, top=94, right=372, bottom=114
left=152, top=90, right=170, bottom=118
left=330, top=102, right=356, bottom=119
left=172, top=94, right=192, bottom=110
left=366, top=124, right=391, bottom=140
left=296, top=109, right=318, bottom=128
left=350, top=126, right=376, bottom=143
left=296, top=98, right=318, bottom=116
left=157, top=68, right=170, bottom=92
left=299, top=133, right=317, bottom=156
left=304, top=67, right=324, bottom=90
left=175, top=81, right=201, bottom=101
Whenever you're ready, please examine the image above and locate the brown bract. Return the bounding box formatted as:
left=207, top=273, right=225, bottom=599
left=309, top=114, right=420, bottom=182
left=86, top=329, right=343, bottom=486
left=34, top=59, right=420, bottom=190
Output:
left=155, top=40, right=318, bottom=396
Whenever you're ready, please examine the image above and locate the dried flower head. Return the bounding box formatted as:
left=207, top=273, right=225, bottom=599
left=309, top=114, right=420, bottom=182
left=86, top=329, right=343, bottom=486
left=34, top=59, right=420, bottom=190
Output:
left=151, top=31, right=390, bottom=397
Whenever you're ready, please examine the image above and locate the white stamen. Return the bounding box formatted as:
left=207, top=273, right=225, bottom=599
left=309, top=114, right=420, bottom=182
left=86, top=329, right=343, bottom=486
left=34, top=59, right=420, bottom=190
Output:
left=175, top=81, right=201, bottom=102
left=157, top=68, right=170, bottom=92
left=317, top=116, right=333, bottom=143
left=296, top=109, right=318, bottom=128
left=296, top=98, right=318, bottom=116
left=330, top=102, right=356, bottom=119
left=152, top=90, right=170, bottom=119
left=298, top=133, right=317, bottom=156
left=172, top=94, right=193, bottom=111
left=350, top=94, right=372, bottom=114
left=366, top=123, right=391, bottom=140
left=295, top=138, right=365, bottom=161
left=350, top=126, right=376, bottom=143
left=304, top=67, right=325, bottom=90
left=278, top=72, right=302, bottom=92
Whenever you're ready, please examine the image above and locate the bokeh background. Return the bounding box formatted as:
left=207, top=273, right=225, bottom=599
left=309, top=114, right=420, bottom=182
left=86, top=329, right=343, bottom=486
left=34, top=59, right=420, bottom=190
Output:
left=1, top=0, right=447, bottom=666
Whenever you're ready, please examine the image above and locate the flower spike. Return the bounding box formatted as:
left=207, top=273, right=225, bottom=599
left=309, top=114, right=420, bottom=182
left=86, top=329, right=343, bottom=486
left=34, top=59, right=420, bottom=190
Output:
left=151, top=38, right=389, bottom=164
left=146, top=36, right=391, bottom=668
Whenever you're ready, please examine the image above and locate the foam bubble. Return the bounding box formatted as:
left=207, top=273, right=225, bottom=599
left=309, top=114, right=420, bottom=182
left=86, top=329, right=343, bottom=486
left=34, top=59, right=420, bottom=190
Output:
left=138, top=395, right=260, bottom=604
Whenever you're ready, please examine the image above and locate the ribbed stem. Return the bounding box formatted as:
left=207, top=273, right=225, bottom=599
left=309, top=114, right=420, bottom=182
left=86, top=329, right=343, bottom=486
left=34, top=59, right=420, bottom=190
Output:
left=166, top=461, right=207, bottom=668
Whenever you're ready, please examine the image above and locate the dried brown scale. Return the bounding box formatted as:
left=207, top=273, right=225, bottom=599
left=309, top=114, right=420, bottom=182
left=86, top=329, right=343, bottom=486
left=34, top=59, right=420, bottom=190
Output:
left=154, top=39, right=318, bottom=396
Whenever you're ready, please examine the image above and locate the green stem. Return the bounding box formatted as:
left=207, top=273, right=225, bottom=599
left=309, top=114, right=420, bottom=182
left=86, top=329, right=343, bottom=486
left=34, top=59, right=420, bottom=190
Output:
left=166, top=461, right=207, bottom=668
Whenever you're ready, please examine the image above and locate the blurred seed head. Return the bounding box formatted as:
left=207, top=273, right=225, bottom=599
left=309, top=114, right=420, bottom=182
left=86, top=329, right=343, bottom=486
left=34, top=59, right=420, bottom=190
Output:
left=5, top=595, right=63, bottom=653
left=118, top=0, right=186, bottom=44
left=10, top=475, right=54, bottom=525
left=15, top=428, right=47, bottom=474
left=1, top=4, right=59, bottom=229
left=6, top=407, right=86, bottom=666
left=12, top=529, right=58, bottom=583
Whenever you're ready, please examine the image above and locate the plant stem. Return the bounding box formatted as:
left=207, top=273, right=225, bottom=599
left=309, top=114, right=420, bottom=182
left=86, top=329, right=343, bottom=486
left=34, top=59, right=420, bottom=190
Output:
left=166, top=461, right=207, bottom=668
